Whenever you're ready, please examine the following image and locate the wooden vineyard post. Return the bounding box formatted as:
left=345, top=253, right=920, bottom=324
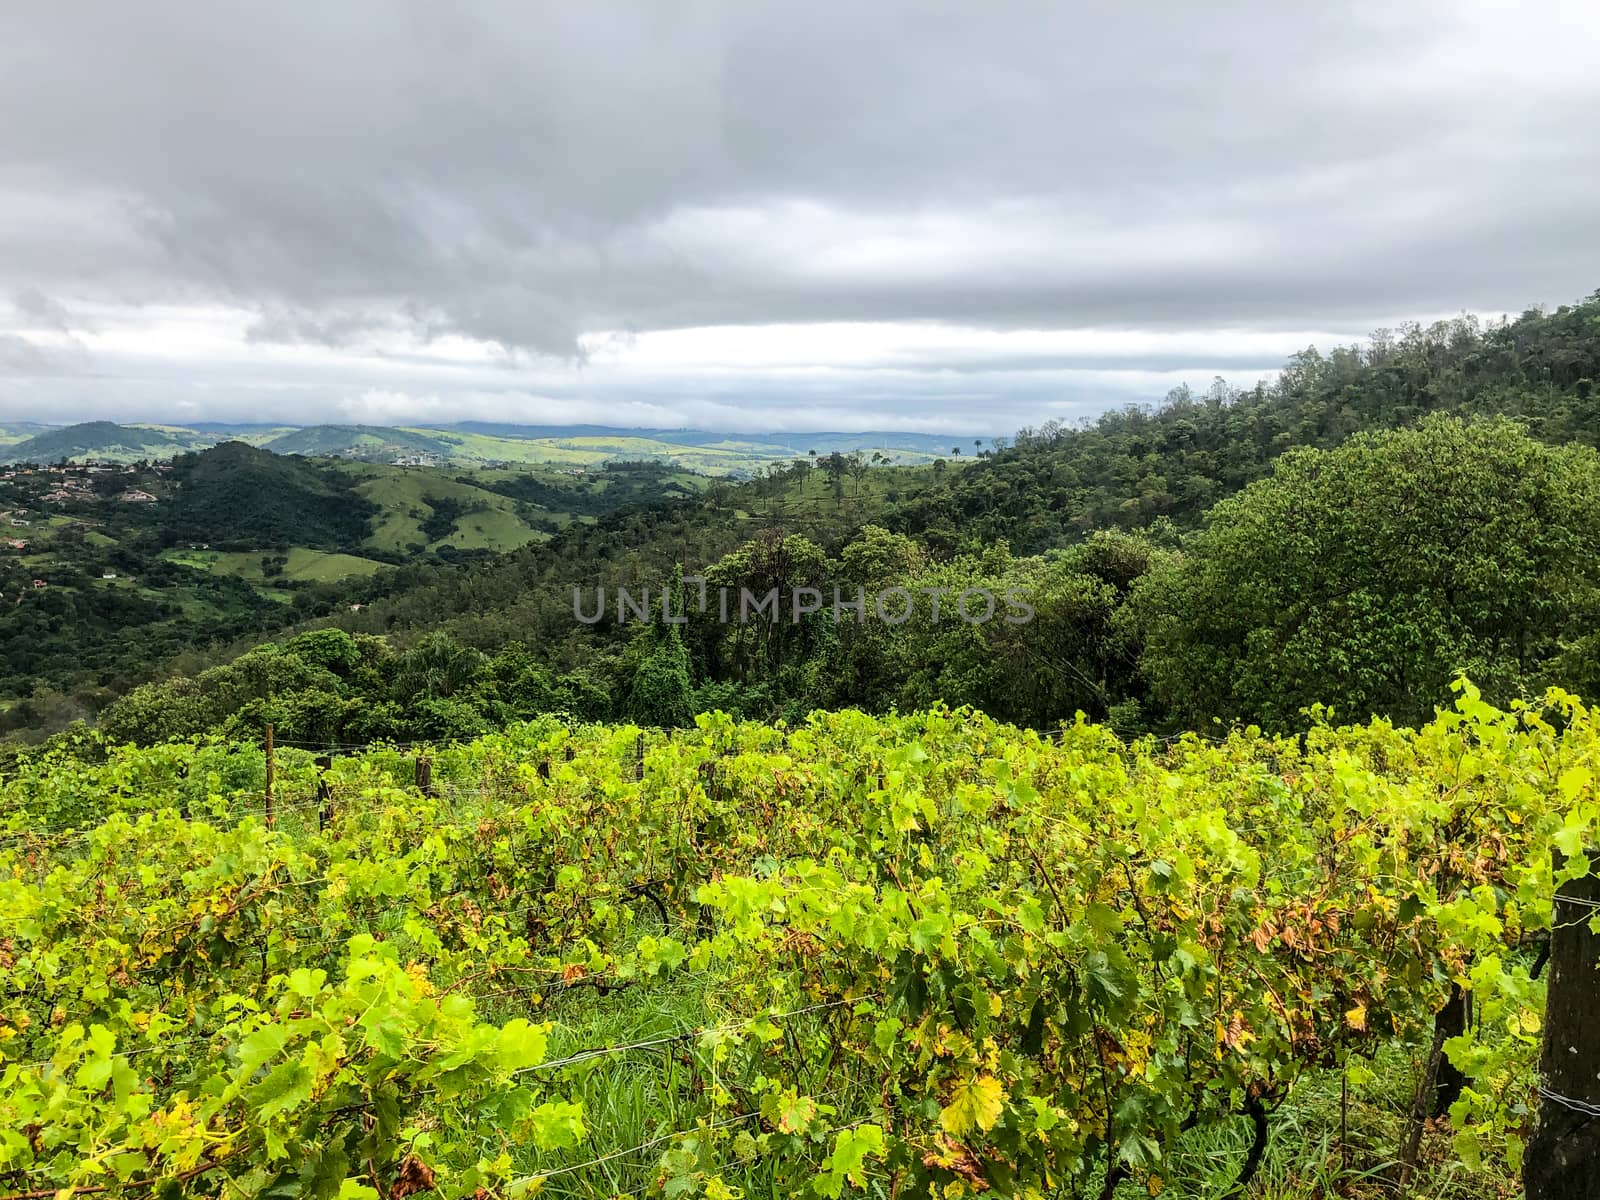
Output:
left=315, top=754, right=333, bottom=830
left=635, top=732, right=645, bottom=782
left=415, top=755, right=433, bottom=798
left=263, top=723, right=275, bottom=829
left=1525, top=853, right=1600, bottom=1197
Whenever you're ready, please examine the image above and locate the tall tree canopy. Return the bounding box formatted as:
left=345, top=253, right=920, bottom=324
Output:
left=1139, top=416, right=1600, bottom=730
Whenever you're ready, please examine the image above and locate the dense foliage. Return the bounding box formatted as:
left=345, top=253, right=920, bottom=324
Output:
left=2, top=688, right=1586, bottom=1196
left=1139, top=416, right=1600, bottom=729
left=54, top=414, right=1600, bottom=751
left=892, top=295, right=1600, bottom=552
left=0, top=458, right=707, bottom=719
left=167, top=443, right=378, bottom=552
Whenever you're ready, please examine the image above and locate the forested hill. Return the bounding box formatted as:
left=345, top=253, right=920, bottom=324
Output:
left=303, top=292, right=1600, bottom=642
left=890, top=295, right=1600, bottom=551
left=167, top=441, right=378, bottom=550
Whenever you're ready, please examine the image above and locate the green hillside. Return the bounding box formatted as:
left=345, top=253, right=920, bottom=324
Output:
left=0, top=421, right=51, bottom=447
left=0, top=451, right=713, bottom=711
left=2, top=420, right=955, bottom=472
left=429, top=430, right=941, bottom=472
left=262, top=424, right=457, bottom=460
left=1, top=421, right=216, bottom=463
left=345, top=465, right=557, bottom=556
left=167, top=442, right=376, bottom=550
left=164, top=546, right=389, bottom=586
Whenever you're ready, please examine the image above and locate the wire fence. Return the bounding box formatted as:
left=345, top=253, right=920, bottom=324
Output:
left=530, top=1083, right=862, bottom=1191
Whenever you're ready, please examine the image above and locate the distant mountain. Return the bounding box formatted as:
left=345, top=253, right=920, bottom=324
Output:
left=442, top=422, right=973, bottom=455
left=0, top=421, right=52, bottom=449
left=0, top=421, right=217, bottom=464
left=0, top=420, right=991, bottom=470
left=734, top=431, right=974, bottom=456
left=183, top=422, right=296, bottom=433
left=262, top=424, right=455, bottom=459
left=446, top=422, right=657, bottom=440
left=252, top=423, right=961, bottom=471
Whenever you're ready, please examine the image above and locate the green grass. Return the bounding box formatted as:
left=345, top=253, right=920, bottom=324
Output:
left=435, top=504, right=549, bottom=551
left=393, top=429, right=812, bottom=475
left=727, top=461, right=963, bottom=533
left=1148, top=1044, right=1517, bottom=1199
left=165, top=547, right=388, bottom=584
left=344, top=465, right=553, bottom=555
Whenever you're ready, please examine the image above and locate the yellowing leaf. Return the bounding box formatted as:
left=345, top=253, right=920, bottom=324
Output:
left=940, top=1074, right=1005, bottom=1137
left=1345, top=1005, right=1367, bottom=1032
left=1559, top=765, right=1592, bottom=802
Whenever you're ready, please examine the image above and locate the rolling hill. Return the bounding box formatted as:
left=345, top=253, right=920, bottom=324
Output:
left=261, top=424, right=459, bottom=460
left=1, top=421, right=216, bottom=463
left=0, top=421, right=973, bottom=471
left=0, top=421, right=51, bottom=448
left=344, top=464, right=560, bottom=557
left=167, top=442, right=377, bottom=550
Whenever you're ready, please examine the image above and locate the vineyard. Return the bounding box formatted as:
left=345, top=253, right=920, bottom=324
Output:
left=2, top=682, right=1595, bottom=1198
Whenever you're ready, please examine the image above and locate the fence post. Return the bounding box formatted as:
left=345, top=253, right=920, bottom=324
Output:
left=1525, top=852, right=1600, bottom=1198
left=415, top=755, right=433, bottom=798
left=264, top=723, right=275, bottom=829
left=315, top=754, right=333, bottom=830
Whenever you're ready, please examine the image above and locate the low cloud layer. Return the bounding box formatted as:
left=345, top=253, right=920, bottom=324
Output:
left=2, top=1, right=1597, bottom=433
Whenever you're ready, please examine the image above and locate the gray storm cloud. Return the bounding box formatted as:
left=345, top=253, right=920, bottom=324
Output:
left=0, top=0, right=1597, bottom=429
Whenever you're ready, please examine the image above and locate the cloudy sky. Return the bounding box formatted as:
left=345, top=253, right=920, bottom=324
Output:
left=2, top=1, right=1597, bottom=435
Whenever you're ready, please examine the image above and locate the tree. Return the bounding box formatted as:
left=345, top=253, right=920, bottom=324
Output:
left=283, top=628, right=361, bottom=676
left=845, top=451, right=870, bottom=497
left=764, top=462, right=791, bottom=519
left=840, top=525, right=927, bottom=586
left=823, top=452, right=847, bottom=504
left=703, top=533, right=829, bottom=680
left=627, top=572, right=696, bottom=728
left=1139, top=416, right=1600, bottom=730
left=394, top=633, right=486, bottom=700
